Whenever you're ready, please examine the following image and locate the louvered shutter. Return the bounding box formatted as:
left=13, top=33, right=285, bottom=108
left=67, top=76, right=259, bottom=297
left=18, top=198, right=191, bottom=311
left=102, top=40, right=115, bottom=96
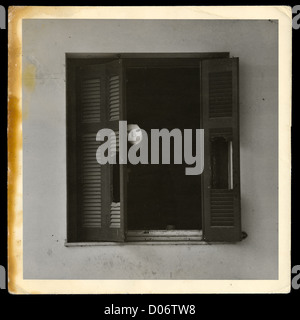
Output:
left=77, top=60, right=124, bottom=242
left=201, top=58, right=242, bottom=242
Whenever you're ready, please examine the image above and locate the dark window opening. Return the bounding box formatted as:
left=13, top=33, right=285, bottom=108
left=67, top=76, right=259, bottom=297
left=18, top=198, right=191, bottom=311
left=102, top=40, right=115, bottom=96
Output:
left=126, top=67, right=202, bottom=230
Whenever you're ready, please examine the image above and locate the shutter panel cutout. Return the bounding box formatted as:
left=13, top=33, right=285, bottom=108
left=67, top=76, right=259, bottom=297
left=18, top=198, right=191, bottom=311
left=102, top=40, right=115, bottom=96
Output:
left=202, top=58, right=241, bottom=242
left=77, top=60, right=124, bottom=242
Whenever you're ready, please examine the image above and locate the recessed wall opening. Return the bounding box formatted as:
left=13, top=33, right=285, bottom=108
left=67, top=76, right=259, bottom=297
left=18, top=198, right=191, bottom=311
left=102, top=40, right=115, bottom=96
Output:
left=66, top=53, right=241, bottom=243
left=126, top=66, right=202, bottom=230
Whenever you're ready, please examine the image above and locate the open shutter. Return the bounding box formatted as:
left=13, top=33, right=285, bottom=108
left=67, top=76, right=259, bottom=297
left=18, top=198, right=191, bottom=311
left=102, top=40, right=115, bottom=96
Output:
left=201, top=58, right=241, bottom=242
left=77, top=59, right=124, bottom=242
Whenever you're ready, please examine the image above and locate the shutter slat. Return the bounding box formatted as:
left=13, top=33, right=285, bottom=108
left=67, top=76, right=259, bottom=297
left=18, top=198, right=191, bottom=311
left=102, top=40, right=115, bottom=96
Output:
left=209, top=71, right=233, bottom=119
left=81, top=133, right=102, bottom=230
left=210, top=189, right=234, bottom=227
left=81, top=77, right=101, bottom=123
left=108, top=74, right=120, bottom=121
left=110, top=202, right=121, bottom=228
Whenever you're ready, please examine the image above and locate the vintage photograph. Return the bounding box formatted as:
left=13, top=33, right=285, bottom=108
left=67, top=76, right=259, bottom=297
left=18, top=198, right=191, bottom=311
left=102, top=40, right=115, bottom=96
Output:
left=8, top=6, right=291, bottom=293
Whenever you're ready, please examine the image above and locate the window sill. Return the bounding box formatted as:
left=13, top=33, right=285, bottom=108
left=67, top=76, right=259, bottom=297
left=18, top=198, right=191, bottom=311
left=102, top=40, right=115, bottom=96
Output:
left=65, top=240, right=210, bottom=246
left=65, top=230, right=209, bottom=246
left=126, top=229, right=202, bottom=242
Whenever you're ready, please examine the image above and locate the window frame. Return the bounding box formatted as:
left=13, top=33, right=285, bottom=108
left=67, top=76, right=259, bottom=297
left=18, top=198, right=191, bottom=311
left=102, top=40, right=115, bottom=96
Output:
left=66, top=52, right=242, bottom=245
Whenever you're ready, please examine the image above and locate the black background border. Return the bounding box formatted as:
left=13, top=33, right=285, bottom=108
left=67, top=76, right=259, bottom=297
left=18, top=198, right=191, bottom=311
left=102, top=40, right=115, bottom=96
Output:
left=1, top=1, right=298, bottom=304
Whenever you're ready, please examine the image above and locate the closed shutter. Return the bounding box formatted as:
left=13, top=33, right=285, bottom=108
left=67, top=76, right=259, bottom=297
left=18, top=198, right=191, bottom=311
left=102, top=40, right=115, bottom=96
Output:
left=76, top=60, right=124, bottom=241
left=201, top=58, right=242, bottom=242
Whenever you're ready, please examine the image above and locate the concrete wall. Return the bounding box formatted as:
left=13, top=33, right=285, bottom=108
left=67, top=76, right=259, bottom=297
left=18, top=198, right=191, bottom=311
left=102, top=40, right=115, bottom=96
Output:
left=23, top=19, right=278, bottom=279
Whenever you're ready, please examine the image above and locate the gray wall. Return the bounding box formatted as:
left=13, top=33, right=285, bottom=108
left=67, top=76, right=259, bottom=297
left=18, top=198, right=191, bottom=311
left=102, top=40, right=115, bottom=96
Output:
left=23, top=19, right=278, bottom=279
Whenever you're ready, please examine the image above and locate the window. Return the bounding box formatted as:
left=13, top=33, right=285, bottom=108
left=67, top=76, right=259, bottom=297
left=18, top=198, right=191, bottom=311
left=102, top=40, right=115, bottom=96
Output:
left=66, top=53, right=241, bottom=243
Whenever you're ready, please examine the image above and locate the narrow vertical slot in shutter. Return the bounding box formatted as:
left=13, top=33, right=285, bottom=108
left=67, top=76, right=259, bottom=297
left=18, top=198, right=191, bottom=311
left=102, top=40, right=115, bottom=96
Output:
left=105, top=60, right=124, bottom=241
left=201, top=58, right=242, bottom=242
left=109, top=131, right=121, bottom=229
left=109, top=129, right=121, bottom=229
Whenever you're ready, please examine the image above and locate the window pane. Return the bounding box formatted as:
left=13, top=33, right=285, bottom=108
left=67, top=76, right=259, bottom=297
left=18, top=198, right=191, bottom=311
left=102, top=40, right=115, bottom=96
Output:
left=126, top=66, right=201, bottom=230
